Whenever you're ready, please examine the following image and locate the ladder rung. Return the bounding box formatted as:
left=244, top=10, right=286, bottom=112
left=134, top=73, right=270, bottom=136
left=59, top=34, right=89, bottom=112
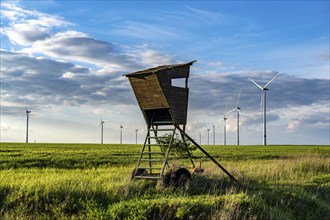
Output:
left=149, top=129, right=174, bottom=132
left=147, top=136, right=168, bottom=139
left=141, top=159, right=164, bottom=162
left=142, top=152, right=164, bottom=154
left=152, top=121, right=173, bottom=125
left=134, top=175, right=162, bottom=179
left=145, top=144, right=168, bottom=146
left=138, top=167, right=162, bottom=170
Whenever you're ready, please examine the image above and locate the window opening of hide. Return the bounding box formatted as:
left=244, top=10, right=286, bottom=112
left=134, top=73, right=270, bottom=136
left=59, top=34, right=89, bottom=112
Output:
left=171, top=78, right=186, bottom=88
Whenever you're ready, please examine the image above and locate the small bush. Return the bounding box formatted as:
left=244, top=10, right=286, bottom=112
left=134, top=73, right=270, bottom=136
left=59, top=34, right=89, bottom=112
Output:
left=156, top=133, right=197, bottom=157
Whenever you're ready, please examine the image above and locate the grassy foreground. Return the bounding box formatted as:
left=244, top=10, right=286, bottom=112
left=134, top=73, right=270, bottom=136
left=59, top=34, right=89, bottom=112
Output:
left=0, top=143, right=329, bottom=219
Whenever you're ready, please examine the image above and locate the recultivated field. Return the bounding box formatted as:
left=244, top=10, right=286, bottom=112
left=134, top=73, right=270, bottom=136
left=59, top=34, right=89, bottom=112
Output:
left=0, top=143, right=329, bottom=219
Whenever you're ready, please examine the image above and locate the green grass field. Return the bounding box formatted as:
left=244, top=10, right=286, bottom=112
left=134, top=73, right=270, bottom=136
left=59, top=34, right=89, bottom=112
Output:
left=0, top=143, right=329, bottom=219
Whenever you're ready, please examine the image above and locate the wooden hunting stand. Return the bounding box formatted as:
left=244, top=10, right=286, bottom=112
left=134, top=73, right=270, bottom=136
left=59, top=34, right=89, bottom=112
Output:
left=125, top=61, right=238, bottom=186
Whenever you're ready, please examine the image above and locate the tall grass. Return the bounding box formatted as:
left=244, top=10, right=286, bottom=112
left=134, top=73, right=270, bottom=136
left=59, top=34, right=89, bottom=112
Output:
left=0, top=143, right=329, bottom=219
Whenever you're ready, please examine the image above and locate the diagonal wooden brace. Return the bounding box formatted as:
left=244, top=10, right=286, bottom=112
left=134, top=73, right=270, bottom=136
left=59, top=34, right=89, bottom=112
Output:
left=176, top=125, right=240, bottom=184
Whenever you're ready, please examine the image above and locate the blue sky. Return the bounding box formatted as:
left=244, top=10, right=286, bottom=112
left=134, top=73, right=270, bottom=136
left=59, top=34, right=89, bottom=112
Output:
left=1, top=0, right=329, bottom=145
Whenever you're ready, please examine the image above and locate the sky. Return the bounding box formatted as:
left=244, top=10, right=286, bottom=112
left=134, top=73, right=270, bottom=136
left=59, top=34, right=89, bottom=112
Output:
left=0, top=0, right=329, bottom=145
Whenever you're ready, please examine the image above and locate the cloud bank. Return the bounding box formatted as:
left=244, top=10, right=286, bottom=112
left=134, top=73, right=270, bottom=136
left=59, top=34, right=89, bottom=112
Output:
left=1, top=2, right=329, bottom=144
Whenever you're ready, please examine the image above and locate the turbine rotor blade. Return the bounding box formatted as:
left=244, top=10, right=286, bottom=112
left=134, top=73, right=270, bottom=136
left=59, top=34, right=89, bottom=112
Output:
left=238, top=109, right=244, bottom=119
left=264, top=73, right=280, bottom=88
left=226, top=108, right=236, bottom=114
left=248, top=78, right=263, bottom=90
left=236, top=89, right=241, bottom=108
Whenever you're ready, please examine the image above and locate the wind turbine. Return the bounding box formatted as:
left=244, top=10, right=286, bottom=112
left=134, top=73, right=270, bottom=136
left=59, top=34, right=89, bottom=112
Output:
left=26, top=108, right=31, bottom=143
left=223, top=113, right=227, bottom=145
left=135, top=129, right=138, bottom=144
left=207, top=128, right=210, bottom=145
left=222, top=104, right=229, bottom=146
left=249, top=73, right=279, bottom=145
left=100, top=120, right=105, bottom=144
left=120, top=123, right=123, bottom=144
left=226, top=89, right=243, bottom=145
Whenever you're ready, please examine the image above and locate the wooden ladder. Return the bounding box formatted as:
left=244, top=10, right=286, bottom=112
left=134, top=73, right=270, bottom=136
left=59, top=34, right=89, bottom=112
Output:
left=133, top=126, right=176, bottom=179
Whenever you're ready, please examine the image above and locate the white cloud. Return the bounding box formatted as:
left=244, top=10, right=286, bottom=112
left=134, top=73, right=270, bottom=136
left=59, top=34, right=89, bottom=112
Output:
left=1, top=2, right=34, bottom=20
left=4, top=23, right=50, bottom=46
left=129, top=48, right=176, bottom=67
left=280, top=103, right=330, bottom=133
left=1, top=2, right=143, bottom=72
left=0, top=51, right=137, bottom=112
left=1, top=2, right=72, bottom=46
left=1, top=8, right=26, bottom=20
left=16, top=30, right=140, bottom=71
left=61, top=72, right=76, bottom=79
left=1, top=2, right=71, bottom=25
left=287, top=120, right=300, bottom=132
left=208, top=61, right=241, bottom=70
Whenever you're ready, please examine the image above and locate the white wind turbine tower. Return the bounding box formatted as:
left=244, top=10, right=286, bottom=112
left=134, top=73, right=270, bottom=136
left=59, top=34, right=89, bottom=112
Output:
left=135, top=129, right=138, bottom=144
left=223, top=113, right=228, bottom=145
left=120, top=123, right=123, bottom=144
left=222, top=104, right=229, bottom=146
left=26, top=108, right=31, bottom=143
left=249, top=73, right=279, bottom=145
left=100, top=120, right=105, bottom=144
left=226, top=89, right=243, bottom=145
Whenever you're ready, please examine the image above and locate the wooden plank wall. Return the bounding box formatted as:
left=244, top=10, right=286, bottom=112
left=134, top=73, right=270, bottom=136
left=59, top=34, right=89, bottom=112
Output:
left=163, top=86, right=188, bottom=125
left=128, top=74, right=169, bottom=110
left=167, top=65, right=190, bottom=79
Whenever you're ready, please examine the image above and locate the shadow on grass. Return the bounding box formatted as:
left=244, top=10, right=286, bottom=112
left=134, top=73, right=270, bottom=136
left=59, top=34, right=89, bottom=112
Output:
left=0, top=186, right=11, bottom=211
left=187, top=174, right=239, bottom=195
left=187, top=174, right=330, bottom=220
left=1, top=174, right=329, bottom=220
left=239, top=177, right=330, bottom=220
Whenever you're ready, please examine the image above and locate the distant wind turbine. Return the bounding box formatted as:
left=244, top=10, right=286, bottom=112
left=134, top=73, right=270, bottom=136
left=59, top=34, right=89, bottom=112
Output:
left=223, top=113, right=228, bottom=145
left=249, top=73, right=279, bottom=145
left=120, top=123, right=123, bottom=144
left=222, top=104, right=229, bottom=146
left=207, top=128, right=210, bottom=145
left=135, top=129, right=138, bottom=144
left=226, top=89, right=244, bottom=145
left=100, top=120, right=105, bottom=144
left=26, top=108, right=31, bottom=143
